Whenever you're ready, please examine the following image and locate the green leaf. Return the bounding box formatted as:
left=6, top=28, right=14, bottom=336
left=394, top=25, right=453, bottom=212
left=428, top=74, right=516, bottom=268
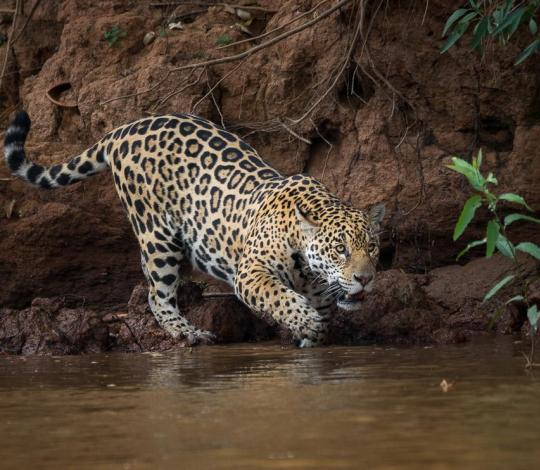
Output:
left=504, top=213, right=540, bottom=226
left=473, top=148, right=483, bottom=169
left=505, top=295, right=524, bottom=305
left=447, top=157, right=475, bottom=176
left=492, top=8, right=526, bottom=36
left=496, top=234, right=515, bottom=258
left=468, top=1, right=480, bottom=13
left=485, top=172, right=498, bottom=185
left=461, top=11, right=479, bottom=24
left=441, top=30, right=465, bottom=53
left=492, top=8, right=503, bottom=27
left=441, top=13, right=476, bottom=53
left=498, top=192, right=533, bottom=211
left=443, top=9, right=469, bottom=36
left=516, top=242, right=540, bottom=260
left=529, top=18, right=538, bottom=35
left=453, top=195, right=482, bottom=241
left=457, top=238, right=486, bottom=259
left=485, top=191, right=498, bottom=211
left=508, top=8, right=527, bottom=36
left=486, top=220, right=500, bottom=258
left=471, top=16, right=489, bottom=49
left=515, top=39, right=540, bottom=65
left=448, top=156, right=485, bottom=190
left=487, top=15, right=496, bottom=34
left=483, top=274, right=515, bottom=302
left=528, top=304, right=539, bottom=334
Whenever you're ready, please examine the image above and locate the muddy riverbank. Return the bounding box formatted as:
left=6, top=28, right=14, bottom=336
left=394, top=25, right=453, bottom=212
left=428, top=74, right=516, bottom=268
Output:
left=1, top=256, right=537, bottom=354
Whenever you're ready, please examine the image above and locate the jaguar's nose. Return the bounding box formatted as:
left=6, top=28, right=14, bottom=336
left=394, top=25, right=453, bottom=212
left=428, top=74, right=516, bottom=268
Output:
left=353, top=273, right=373, bottom=286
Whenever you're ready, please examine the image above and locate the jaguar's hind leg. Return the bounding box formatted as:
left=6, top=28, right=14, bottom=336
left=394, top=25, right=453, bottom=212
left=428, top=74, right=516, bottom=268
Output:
left=138, top=234, right=215, bottom=345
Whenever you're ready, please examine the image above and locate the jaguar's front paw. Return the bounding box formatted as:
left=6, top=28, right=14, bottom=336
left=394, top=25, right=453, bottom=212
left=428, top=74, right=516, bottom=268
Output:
left=185, top=328, right=216, bottom=346
left=298, top=314, right=328, bottom=346
left=163, top=321, right=216, bottom=346
left=298, top=338, right=316, bottom=348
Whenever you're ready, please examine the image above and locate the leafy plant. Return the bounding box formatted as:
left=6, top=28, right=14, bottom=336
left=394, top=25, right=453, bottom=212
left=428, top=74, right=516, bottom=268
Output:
left=215, top=33, right=232, bottom=46
left=104, top=26, right=127, bottom=48
left=442, top=0, right=540, bottom=64
left=449, top=150, right=540, bottom=365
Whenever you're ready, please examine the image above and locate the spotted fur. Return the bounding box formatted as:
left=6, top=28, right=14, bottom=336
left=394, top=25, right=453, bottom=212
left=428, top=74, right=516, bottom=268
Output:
left=4, top=111, right=385, bottom=347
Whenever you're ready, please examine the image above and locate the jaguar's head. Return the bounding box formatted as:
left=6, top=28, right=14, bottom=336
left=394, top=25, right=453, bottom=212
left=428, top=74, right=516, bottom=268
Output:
left=296, top=202, right=385, bottom=311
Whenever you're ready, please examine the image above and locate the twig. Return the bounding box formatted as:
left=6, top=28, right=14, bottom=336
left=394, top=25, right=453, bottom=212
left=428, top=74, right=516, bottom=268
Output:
left=201, top=292, right=237, bottom=299
left=151, top=2, right=277, bottom=13
left=152, top=67, right=204, bottom=111
left=205, top=67, right=225, bottom=127
left=421, top=0, right=429, bottom=25
left=287, top=0, right=363, bottom=126
left=217, top=0, right=330, bottom=50
left=191, top=58, right=245, bottom=113
left=0, top=0, right=21, bottom=91
left=169, top=0, right=352, bottom=72
left=12, top=0, right=42, bottom=44
left=279, top=119, right=311, bottom=145
left=310, top=118, right=333, bottom=180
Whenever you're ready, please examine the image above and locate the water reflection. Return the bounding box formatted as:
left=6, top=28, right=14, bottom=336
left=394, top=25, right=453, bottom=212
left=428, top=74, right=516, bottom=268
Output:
left=1, top=339, right=539, bottom=469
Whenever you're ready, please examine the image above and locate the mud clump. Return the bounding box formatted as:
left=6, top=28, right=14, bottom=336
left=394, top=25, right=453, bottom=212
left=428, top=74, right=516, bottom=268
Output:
left=1, top=1, right=540, bottom=353
left=0, top=284, right=274, bottom=354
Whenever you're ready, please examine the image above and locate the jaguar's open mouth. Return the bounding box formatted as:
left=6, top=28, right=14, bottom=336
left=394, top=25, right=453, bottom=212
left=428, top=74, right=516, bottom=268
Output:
left=336, top=289, right=365, bottom=311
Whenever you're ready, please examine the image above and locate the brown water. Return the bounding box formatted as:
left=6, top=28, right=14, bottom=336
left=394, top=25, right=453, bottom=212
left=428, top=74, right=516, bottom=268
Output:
left=1, top=339, right=539, bottom=469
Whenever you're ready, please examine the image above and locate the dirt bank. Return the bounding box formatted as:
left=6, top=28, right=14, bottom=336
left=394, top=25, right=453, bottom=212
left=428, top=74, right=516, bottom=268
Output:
left=1, top=0, right=539, bottom=353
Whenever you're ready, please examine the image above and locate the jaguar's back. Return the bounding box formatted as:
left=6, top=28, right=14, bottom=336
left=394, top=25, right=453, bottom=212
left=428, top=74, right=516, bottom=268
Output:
left=104, top=113, right=282, bottom=284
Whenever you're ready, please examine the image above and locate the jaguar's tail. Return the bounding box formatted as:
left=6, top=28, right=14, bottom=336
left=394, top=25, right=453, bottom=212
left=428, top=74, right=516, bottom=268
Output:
left=4, top=110, right=110, bottom=189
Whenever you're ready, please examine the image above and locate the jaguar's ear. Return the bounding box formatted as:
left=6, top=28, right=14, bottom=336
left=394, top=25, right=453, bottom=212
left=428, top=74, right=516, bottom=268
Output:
left=295, top=204, right=320, bottom=237
left=369, top=203, right=385, bottom=229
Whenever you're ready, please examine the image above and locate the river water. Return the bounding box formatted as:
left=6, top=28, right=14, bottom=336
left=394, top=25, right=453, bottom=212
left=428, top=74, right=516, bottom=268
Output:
left=1, top=338, right=539, bottom=469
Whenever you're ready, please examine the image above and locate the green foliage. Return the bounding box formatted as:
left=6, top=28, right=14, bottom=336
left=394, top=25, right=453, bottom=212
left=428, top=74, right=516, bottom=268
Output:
left=528, top=305, right=539, bottom=334
left=453, top=195, right=482, bottom=240
left=104, top=26, right=127, bottom=48
left=215, top=34, right=232, bottom=46
left=448, top=150, right=539, bottom=362
left=441, top=1, right=540, bottom=64
left=483, top=274, right=515, bottom=301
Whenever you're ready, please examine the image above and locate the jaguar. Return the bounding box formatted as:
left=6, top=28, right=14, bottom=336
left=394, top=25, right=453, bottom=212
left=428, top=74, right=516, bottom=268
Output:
left=4, top=111, right=384, bottom=347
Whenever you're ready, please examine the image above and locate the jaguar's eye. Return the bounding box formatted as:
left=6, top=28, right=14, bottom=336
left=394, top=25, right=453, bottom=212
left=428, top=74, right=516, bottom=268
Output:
left=335, top=243, right=347, bottom=255
left=368, top=241, right=378, bottom=253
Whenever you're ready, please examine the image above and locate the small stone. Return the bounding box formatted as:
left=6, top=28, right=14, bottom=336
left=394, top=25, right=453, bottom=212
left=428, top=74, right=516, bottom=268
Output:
left=168, top=21, right=184, bottom=31
left=143, top=31, right=156, bottom=46
left=235, top=9, right=251, bottom=21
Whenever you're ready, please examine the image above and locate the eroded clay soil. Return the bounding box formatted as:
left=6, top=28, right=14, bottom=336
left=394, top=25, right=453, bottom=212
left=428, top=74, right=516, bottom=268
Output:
left=0, top=0, right=539, bottom=353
